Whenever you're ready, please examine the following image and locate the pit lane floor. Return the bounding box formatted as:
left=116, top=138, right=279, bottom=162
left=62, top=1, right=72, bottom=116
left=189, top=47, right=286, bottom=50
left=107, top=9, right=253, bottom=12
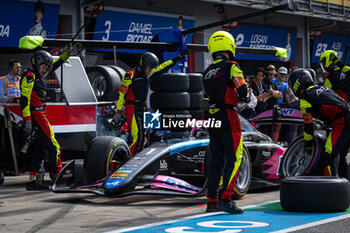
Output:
left=0, top=175, right=349, bottom=233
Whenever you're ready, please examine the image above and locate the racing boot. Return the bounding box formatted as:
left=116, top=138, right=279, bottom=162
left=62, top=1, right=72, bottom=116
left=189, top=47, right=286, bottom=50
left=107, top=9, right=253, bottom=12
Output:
left=219, top=199, right=243, bottom=214
left=206, top=198, right=222, bottom=212
left=26, top=180, right=50, bottom=191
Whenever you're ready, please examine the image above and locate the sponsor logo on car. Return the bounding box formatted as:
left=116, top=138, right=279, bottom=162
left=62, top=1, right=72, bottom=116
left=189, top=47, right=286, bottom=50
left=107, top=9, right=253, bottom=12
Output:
left=117, top=170, right=133, bottom=173
left=262, top=150, right=271, bottom=158
left=160, top=159, right=168, bottom=171
left=112, top=173, right=129, bottom=177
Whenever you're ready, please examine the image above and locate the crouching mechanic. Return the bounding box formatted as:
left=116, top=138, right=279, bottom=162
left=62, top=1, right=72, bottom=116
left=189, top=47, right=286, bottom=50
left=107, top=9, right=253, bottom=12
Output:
left=203, top=31, right=249, bottom=214
left=288, top=69, right=350, bottom=178
left=114, top=50, right=189, bottom=156
left=20, top=49, right=73, bottom=190
left=319, top=50, right=350, bottom=178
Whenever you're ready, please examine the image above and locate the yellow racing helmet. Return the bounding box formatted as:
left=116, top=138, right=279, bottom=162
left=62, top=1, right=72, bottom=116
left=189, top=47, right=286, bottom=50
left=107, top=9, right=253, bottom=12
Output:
left=319, top=50, right=339, bottom=71
left=208, top=31, right=235, bottom=60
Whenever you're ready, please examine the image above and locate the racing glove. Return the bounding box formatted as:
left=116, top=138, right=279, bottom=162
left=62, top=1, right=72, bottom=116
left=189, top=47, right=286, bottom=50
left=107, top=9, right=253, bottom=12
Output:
left=237, top=85, right=250, bottom=102
left=61, top=43, right=83, bottom=62
left=23, top=121, right=32, bottom=135
left=172, top=49, right=189, bottom=63
left=304, top=140, right=313, bottom=155
left=113, top=113, right=122, bottom=124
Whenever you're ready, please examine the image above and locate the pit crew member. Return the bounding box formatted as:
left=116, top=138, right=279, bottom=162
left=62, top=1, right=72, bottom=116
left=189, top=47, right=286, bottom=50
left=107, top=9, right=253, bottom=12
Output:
left=114, top=51, right=188, bottom=157
left=20, top=49, right=72, bottom=190
left=203, top=31, right=249, bottom=214
left=289, top=68, right=350, bottom=178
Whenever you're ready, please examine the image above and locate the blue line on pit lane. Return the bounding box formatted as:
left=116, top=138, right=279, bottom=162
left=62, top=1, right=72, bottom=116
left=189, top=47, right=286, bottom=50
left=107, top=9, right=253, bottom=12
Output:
left=110, top=201, right=350, bottom=233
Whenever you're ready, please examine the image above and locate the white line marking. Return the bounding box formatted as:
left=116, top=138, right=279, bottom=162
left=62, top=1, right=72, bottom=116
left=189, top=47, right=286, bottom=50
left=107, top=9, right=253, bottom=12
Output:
left=52, top=124, right=96, bottom=133
left=104, top=200, right=280, bottom=233
left=270, top=213, right=350, bottom=233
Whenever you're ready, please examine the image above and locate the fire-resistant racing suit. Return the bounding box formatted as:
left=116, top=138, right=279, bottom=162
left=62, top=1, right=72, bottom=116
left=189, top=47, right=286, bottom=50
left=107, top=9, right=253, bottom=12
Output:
left=300, top=85, right=350, bottom=177
left=324, top=61, right=350, bottom=102
left=116, top=55, right=184, bottom=157
left=202, top=55, right=249, bottom=201
left=20, top=57, right=67, bottom=178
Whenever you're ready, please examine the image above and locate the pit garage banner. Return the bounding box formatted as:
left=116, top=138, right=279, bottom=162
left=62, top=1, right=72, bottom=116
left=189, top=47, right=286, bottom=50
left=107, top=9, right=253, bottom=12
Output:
left=311, top=34, right=350, bottom=65
left=230, top=25, right=297, bottom=61
left=93, top=7, right=195, bottom=53
left=0, top=0, right=60, bottom=47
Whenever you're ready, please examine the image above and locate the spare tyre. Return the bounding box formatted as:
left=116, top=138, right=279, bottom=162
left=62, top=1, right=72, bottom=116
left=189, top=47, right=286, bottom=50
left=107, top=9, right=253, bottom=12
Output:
left=108, top=65, right=126, bottom=100
left=189, top=91, right=204, bottom=109
left=86, top=65, right=121, bottom=101
left=108, top=65, right=126, bottom=81
left=150, top=73, right=189, bottom=92
left=280, top=176, right=350, bottom=212
left=151, top=92, right=190, bottom=110
left=189, top=109, right=205, bottom=120
left=188, top=73, right=203, bottom=91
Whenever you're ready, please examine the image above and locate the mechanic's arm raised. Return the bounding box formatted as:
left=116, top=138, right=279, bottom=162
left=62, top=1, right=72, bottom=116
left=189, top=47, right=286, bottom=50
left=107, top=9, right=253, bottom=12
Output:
left=51, top=43, right=83, bottom=73
left=300, top=99, right=314, bottom=153
left=149, top=50, right=189, bottom=78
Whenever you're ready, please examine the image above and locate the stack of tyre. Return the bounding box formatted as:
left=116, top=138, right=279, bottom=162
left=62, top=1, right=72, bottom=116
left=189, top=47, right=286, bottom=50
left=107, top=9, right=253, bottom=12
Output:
left=85, top=65, right=125, bottom=101
left=150, top=73, right=204, bottom=138
left=187, top=73, right=205, bottom=121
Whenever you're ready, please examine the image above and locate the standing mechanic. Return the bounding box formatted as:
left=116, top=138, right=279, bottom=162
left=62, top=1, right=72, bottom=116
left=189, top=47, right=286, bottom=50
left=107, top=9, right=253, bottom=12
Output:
left=203, top=31, right=249, bottom=214
left=114, top=50, right=188, bottom=157
left=288, top=69, right=350, bottom=178
left=20, top=48, right=73, bottom=190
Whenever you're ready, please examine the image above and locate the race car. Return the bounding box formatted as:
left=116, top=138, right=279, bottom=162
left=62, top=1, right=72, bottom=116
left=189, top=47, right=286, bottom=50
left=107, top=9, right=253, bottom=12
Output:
left=53, top=115, right=285, bottom=199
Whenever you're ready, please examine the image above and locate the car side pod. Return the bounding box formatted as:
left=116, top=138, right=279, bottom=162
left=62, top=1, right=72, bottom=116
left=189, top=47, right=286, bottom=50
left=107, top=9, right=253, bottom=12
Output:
left=280, top=176, right=350, bottom=212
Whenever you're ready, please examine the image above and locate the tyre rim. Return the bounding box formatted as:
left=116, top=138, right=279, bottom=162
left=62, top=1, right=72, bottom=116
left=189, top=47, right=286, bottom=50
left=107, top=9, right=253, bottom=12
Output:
left=91, top=75, right=107, bottom=99
left=236, top=152, right=251, bottom=190
left=108, top=146, right=130, bottom=174
left=283, top=140, right=314, bottom=177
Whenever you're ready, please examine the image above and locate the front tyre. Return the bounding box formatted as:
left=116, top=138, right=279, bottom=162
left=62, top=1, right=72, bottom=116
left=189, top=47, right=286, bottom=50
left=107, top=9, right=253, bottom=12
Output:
left=83, top=136, right=131, bottom=184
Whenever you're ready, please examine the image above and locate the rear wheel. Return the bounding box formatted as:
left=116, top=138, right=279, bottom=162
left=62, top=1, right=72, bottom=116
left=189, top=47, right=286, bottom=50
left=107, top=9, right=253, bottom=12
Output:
left=279, top=132, right=326, bottom=179
left=232, top=145, right=252, bottom=199
left=84, top=136, right=131, bottom=184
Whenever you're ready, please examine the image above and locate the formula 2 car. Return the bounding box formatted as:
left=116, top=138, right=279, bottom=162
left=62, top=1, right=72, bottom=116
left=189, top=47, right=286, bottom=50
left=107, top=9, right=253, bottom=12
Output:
left=53, top=115, right=285, bottom=198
